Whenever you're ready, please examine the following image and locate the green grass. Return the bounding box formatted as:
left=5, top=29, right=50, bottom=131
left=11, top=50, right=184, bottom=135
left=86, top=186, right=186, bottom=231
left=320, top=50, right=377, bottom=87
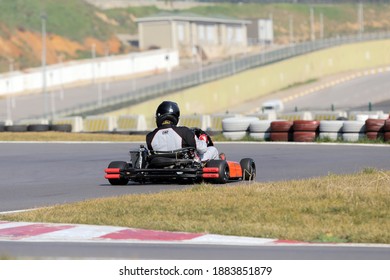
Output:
left=2, top=169, right=389, bottom=243
left=0, top=0, right=114, bottom=41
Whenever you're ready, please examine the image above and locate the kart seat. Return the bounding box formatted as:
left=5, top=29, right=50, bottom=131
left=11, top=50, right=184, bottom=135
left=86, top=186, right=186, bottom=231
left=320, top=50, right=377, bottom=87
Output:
left=147, top=148, right=196, bottom=168
left=148, top=157, right=179, bottom=168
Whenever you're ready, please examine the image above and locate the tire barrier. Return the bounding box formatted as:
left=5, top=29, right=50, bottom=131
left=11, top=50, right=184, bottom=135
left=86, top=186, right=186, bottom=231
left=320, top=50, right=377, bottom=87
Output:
left=319, top=120, right=344, bottom=133
left=293, top=120, right=320, bottom=131
left=342, top=133, right=366, bottom=142
left=2, top=111, right=390, bottom=144
left=318, top=120, right=344, bottom=141
left=27, top=124, right=50, bottom=132
left=293, top=120, right=320, bottom=142
left=50, top=124, right=72, bottom=132
left=219, top=117, right=390, bottom=143
left=51, top=117, right=83, bottom=133
left=342, top=120, right=366, bottom=142
left=4, top=125, right=28, bottom=132
left=270, top=121, right=294, bottom=142
left=249, top=120, right=272, bottom=141
left=221, top=117, right=258, bottom=132
left=222, top=131, right=247, bottom=141
left=293, top=131, right=317, bottom=142
left=221, top=117, right=258, bottom=140
left=319, top=132, right=342, bottom=141
left=384, top=119, right=390, bottom=142
left=365, top=118, right=386, bottom=140
left=342, top=121, right=366, bottom=133
left=1, top=123, right=73, bottom=133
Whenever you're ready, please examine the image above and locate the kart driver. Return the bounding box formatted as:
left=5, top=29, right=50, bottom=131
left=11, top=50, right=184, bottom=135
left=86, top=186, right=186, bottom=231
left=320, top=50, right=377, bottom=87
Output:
left=146, top=101, right=220, bottom=162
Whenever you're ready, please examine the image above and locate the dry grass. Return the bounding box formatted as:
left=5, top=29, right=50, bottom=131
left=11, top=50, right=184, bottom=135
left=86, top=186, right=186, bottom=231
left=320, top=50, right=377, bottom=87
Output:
left=0, top=132, right=145, bottom=142
left=3, top=169, right=389, bottom=244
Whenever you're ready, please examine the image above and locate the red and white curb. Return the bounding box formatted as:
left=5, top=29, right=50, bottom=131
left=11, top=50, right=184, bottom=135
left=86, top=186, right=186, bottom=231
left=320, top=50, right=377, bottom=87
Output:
left=0, top=221, right=389, bottom=247
left=0, top=221, right=277, bottom=246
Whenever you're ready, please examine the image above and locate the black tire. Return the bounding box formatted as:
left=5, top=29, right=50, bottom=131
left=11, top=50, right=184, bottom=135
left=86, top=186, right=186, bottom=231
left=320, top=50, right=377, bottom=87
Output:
left=5, top=125, right=28, bottom=132
left=107, top=161, right=129, bottom=186
left=240, top=158, right=256, bottom=181
left=50, top=124, right=72, bottom=132
left=0, top=124, right=5, bottom=132
left=27, top=124, right=50, bottom=132
left=205, top=160, right=229, bottom=184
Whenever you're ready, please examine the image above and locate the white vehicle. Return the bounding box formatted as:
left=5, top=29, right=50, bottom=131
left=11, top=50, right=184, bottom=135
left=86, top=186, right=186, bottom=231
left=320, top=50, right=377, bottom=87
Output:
left=261, top=100, right=284, bottom=113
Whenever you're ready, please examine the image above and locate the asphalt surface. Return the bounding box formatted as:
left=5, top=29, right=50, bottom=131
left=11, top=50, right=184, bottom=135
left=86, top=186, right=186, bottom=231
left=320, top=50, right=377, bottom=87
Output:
left=0, top=241, right=389, bottom=260
left=0, top=142, right=389, bottom=260
left=0, top=142, right=389, bottom=212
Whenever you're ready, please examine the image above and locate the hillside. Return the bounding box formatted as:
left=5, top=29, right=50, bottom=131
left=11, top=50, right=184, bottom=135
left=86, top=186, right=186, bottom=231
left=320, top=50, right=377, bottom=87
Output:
left=1, top=1, right=390, bottom=73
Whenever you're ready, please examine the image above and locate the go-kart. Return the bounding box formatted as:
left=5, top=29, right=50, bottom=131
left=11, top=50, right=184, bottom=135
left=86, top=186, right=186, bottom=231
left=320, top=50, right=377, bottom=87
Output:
left=104, top=145, right=256, bottom=185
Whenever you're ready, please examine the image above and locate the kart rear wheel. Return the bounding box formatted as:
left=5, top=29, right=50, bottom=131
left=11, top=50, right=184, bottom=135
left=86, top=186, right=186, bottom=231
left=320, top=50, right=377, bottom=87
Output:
left=107, top=161, right=129, bottom=186
left=240, top=158, right=256, bottom=181
left=205, top=160, right=229, bottom=184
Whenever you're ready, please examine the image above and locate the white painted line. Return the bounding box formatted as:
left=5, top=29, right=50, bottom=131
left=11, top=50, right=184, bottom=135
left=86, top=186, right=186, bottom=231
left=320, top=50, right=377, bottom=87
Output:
left=190, top=234, right=277, bottom=246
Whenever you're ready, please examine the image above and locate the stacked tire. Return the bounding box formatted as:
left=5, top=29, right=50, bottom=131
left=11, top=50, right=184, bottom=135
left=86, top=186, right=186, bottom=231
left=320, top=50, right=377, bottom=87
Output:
left=221, top=117, right=258, bottom=140
left=27, top=124, right=50, bottom=132
left=365, top=118, right=386, bottom=141
left=270, top=121, right=293, bottom=142
left=4, top=125, right=28, bottom=132
left=342, top=121, right=366, bottom=142
left=292, top=120, right=320, bottom=142
left=249, top=120, right=271, bottom=141
left=319, top=120, right=344, bottom=141
left=1, top=123, right=72, bottom=133
left=385, top=119, right=390, bottom=142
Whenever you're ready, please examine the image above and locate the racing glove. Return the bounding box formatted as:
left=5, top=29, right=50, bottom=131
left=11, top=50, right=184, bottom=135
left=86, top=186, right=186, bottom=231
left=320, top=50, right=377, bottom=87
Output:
left=199, top=134, right=209, bottom=145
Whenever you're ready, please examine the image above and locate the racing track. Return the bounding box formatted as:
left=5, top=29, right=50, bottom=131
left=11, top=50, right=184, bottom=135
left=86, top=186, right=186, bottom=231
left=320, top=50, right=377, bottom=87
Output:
left=0, top=142, right=389, bottom=259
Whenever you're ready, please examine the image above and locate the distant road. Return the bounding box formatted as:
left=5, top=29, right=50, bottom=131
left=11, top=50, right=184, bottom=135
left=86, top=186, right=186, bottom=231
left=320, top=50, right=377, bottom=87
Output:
left=233, top=68, right=390, bottom=115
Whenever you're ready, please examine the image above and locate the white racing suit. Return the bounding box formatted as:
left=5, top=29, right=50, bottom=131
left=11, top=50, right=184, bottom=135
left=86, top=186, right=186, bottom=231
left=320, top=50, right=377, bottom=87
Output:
left=146, top=124, right=219, bottom=162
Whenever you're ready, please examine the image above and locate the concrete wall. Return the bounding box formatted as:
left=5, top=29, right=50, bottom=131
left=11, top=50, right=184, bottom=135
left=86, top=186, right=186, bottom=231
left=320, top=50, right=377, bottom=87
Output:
left=105, top=40, right=390, bottom=128
left=139, top=21, right=173, bottom=50
left=0, top=49, right=179, bottom=97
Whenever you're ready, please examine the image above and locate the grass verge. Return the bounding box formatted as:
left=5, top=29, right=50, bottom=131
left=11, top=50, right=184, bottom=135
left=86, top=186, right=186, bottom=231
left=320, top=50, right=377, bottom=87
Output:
left=2, top=169, right=389, bottom=244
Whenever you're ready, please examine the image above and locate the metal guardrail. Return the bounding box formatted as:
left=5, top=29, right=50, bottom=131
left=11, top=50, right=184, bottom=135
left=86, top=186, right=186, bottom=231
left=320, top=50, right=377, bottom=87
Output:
left=55, top=32, right=390, bottom=118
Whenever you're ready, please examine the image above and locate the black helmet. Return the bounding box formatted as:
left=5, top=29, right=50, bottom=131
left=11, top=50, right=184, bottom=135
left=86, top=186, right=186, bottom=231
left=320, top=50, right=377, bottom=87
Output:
left=155, top=101, right=180, bottom=127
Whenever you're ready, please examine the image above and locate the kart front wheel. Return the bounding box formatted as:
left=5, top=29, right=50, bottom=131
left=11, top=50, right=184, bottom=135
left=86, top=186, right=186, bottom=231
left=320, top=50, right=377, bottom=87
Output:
left=240, top=158, right=256, bottom=181
left=107, top=161, right=129, bottom=185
